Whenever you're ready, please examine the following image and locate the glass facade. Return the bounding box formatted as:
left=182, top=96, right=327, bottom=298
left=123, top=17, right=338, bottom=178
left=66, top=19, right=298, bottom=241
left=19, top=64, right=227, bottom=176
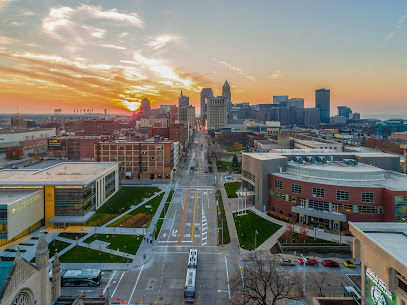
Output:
left=0, top=205, right=7, bottom=239
left=395, top=196, right=407, bottom=222
left=54, top=182, right=96, bottom=216
left=105, top=172, right=116, bottom=199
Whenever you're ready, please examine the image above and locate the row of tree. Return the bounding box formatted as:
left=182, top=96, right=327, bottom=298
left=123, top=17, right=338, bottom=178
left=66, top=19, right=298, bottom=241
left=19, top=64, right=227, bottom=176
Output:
left=281, top=223, right=310, bottom=243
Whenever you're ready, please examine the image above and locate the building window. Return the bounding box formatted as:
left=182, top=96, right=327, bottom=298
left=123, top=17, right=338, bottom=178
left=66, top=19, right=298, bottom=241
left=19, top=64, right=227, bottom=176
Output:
left=312, top=187, right=325, bottom=199
left=343, top=204, right=353, bottom=212
left=336, top=190, right=349, bottom=201
left=308, top=199, right=330, bottom=212
left=395, top=196, right=407, bottom=222
left=275, top=180, right=283, bottom=190
left=332, top=204, right=342, bottom=212
left=291, top=184, right=302, bottom=194
left=362, top=192, right=374, bottom=203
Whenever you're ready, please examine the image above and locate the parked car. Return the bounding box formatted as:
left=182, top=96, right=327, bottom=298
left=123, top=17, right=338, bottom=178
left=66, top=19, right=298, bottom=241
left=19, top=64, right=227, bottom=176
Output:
left=322, top=260, right=339, bottom=267
left=279, top=258, right=294, bottom=266
left=344, top=260, right=356, bottom=268
left=298, top=258, right=318, bottom=266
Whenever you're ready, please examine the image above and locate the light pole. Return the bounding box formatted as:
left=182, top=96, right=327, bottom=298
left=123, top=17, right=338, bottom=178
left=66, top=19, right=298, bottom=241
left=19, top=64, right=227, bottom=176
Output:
left=254, top=230, right=258, bottom=257
left=103, top=280, right=116, bottom=305
left=300, top=254, right=306, bottom=297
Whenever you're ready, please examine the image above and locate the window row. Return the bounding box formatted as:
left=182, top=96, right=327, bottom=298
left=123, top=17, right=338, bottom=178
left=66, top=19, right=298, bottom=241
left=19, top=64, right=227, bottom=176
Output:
left=343, top=204, right=383, bottom=214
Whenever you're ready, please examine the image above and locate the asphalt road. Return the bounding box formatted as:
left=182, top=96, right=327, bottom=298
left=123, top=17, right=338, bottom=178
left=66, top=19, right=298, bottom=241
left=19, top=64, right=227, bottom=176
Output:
left=60, top=132, right=360, bottom=304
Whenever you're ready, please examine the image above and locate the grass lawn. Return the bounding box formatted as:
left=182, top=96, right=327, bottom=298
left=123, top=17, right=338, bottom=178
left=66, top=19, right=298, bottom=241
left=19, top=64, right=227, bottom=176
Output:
left=155, top=201, right=171, bottom=239
left=234, top=211, right=282, bottom=250
left=224, top=182, right=241, bottom=198
left=84, top=234, right=143, bottom=254
left=59, top=246, right=130, bottom=263
left=86, top=186, right=160, bottom=226
left=166, top=190, right=174, bottom=203
left=216, top=191, right=230, bottom=245
left=216, top=160, right=241, bottom=172
left=279, top=232, right=339, bottom=245
left=48, top=240, right=70, bottom=256
left=107, top=192, right=164, bottom=228
left=58, top=232, right=87, bottom=240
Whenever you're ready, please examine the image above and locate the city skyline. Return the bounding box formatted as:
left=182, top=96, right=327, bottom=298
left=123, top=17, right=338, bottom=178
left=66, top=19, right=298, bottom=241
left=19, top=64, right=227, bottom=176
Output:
left=0, top=1, right=406, bottom=114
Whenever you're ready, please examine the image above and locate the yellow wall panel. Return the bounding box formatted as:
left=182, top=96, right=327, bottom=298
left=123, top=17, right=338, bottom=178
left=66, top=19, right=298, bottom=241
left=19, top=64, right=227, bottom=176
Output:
left=44, top=186, right=55, bottom=226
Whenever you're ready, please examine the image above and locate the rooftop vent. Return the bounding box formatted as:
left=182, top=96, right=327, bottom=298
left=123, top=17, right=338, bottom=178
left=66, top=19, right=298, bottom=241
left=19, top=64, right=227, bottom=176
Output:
left=344, top=159, right=358, bottom=166
left=294, top=156, right=304, bottom=165
left=317, top=156, right=327, bottom=164
left=305, top=156, right=316, bottom=164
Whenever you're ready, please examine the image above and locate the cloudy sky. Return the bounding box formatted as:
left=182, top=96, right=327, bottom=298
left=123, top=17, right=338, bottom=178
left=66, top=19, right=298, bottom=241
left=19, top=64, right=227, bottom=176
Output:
left=0, top=0, right=406, bottom=114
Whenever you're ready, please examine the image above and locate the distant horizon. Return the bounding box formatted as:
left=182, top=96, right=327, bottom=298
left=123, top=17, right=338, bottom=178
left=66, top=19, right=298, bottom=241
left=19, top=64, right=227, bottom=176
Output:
left=0, top=1, right=406, bottom=114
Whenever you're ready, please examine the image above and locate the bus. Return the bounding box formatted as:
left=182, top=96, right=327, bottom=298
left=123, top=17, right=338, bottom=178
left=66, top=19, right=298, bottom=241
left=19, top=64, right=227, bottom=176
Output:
left=184, top=249, right=198, bottom=303
left=61, top=269, right=102, bottom=287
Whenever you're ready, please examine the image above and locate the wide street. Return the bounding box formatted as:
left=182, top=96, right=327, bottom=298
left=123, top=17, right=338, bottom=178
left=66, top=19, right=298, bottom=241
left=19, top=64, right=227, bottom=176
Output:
left=61, top=132, right=359, bottom=304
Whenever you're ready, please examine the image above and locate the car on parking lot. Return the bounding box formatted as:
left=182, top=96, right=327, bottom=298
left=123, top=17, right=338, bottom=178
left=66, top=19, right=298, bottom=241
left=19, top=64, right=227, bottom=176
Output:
left=205, top=170, right=208, bottom=173
left=344, top=260, right=356, bottom=268
left=322, top=260, right=339, bottom=267
left=298, top=258, right=318, bottom=266
left=279, top=258, right=294, bottom=266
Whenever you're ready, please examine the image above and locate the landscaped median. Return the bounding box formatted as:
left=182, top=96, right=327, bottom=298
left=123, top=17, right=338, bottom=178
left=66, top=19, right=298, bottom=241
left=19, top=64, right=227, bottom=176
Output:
left=233, top=211, right=282, bottom=250
left=155, top=192, right=173, bottom=239
left=86, top=186, right=160, bottom=226
left=216, top=191, right=230, bottom=245
left=84, top=234, right=143, bottom=254
left=59, top=246, right=129, bottom=263
left=107, top=192, right=164, bottom=228
left=224, top=181, right=240, bottom=198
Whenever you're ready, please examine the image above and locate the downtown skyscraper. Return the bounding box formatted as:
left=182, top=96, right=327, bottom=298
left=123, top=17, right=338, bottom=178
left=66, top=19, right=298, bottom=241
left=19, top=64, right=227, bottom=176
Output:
left=315, top=88, right=330, bottom=124
left=200, top=88, right=213, bottom=121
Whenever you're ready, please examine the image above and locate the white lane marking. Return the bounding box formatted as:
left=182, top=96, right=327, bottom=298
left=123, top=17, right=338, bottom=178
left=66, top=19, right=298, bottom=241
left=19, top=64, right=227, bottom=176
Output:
left=128, top=265, right=144, bottom=304
left=111, top=271, right=125, bottom=297
left=167, top=210, right=177, bottom=242
left=225, top=256, right=231, bottom=300
left=103, top=270, right=116, bottom=295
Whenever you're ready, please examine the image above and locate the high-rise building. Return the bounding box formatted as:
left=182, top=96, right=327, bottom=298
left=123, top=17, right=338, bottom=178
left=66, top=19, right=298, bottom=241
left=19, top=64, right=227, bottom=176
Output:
left=284, top=98, right=304, bottom=109
left=273, top=95, right=288, bottom=105
left=222, top=80, right=231, bottom=103
left=140, top=98, right=151, bottom=115
left=315, top=88, right=330, bottom=124
left=179, top=106, right=196, bottom=130
left=200, top=88, right=213, bottom=120
left=169, top=106, right=179, bottom=124
left=10, top=115, right=25, bottom=129
left=304, top=108, right=321, bottom=126
left=178, top=91, right=189, bottom=107
left=337, top=106, right=352, bottom=119
left=207, top=96, right=228, bottom=129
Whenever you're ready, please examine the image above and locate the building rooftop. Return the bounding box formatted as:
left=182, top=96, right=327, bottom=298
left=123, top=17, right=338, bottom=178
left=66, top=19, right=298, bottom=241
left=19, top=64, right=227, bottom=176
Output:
left=350, top=222, right=407, bottom=269
left=0, top=128, right=55, bottom=135
left=0, top=189, right=39, bottom=205
left=0, top=162, right=118, bottom=186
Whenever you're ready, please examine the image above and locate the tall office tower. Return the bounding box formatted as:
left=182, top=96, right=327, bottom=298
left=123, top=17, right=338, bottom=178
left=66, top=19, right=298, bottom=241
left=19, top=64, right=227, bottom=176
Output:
left=140, top=98, right=151, bottom=115
left=178, top=90, right=189, bottom=107
left=207, top=96, right=228, bottom=129
left=200, top=88, right=214, bottom=120
left=315, top=88, right=330, bottom=124
left=285, top=98, right=304, bottom=108
left=273, top=95, right=288, bottom=105
left=337, top=106, right=352, bottom=119
left=222, top=80, right=231, bottom=103
left=304, top=108, right=321, bottom=127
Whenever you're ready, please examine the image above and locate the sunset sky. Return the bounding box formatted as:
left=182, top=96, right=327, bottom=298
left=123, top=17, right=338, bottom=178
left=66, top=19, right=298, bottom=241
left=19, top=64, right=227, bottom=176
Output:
left=0, top=0, right=406, bottom=115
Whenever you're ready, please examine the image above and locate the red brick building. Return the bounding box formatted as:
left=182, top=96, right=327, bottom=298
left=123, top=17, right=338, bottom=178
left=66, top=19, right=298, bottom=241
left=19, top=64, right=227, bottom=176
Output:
left=48, top=137, right=104, bottom=160
left=84, top=120, right=116, bottom=136
left=169, top=123, right=188, bottom=146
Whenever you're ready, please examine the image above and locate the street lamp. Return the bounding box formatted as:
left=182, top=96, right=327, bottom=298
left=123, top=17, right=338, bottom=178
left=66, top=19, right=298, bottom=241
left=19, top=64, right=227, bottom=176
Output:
left=254, top=230, right=258, bottom=257
left=103, top=280, right=116, bottom=305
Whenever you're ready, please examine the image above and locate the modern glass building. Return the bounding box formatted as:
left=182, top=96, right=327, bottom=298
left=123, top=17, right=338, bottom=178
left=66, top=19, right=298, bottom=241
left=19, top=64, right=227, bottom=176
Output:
left=0, top=162, right=119, bottom=239
left=315, top=88, right=330, bottom=123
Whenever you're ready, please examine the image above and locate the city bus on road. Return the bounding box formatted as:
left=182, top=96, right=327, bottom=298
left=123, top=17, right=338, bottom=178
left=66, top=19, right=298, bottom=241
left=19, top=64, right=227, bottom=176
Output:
left=184, top=249, right=198, bottom=302
left=61, top=269, right=102, bottom=287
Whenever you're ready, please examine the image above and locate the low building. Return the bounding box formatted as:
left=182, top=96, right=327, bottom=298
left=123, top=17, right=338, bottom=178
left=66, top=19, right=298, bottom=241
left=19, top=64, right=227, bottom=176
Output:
left=95, top=140, right=174, bottom=180
left=254, top=139, right=278, bottom=152
left=292, top=133, right=343, bottom=152
left=350, top=222, right=407, bottom=305
left=0, top=128, right=56, bottom=151
left=48, top=136, right=105, bottom=160
left=83, top=120, right=116, bottom=136
left=330, top=115, right=347, bottom=125
left=242, top=151, right=404, bottom=230
left=0, top=162, right=119, bottom=240
left=391, top=132, right=407, bottom=142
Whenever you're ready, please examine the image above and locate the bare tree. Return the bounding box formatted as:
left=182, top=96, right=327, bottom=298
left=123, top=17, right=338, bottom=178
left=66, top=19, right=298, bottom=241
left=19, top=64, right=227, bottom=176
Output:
left=230, top=256, right=301, bottom=305
left=311, top=271, right=330, bottom=296
left=208, top=142, right=223, bottom=163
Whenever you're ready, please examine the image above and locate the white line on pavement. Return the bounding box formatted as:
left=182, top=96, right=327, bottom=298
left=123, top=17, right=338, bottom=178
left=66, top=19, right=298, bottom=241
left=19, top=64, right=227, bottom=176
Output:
left=224, top=256, right=231, bottom=300
left=167, top=209, right=177, bottom=242
left=128, top=265, right=144, bottom=304
left=103, top=270, right=116, bottom=295
left=111, top=271, right=125, bottom=297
